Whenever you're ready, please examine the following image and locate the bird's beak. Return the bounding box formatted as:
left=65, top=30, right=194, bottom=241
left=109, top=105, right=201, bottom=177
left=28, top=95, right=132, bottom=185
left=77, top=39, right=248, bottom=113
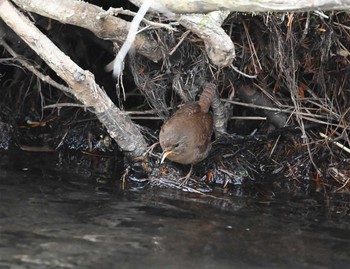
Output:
left=160, top=148, right=173, bottom=164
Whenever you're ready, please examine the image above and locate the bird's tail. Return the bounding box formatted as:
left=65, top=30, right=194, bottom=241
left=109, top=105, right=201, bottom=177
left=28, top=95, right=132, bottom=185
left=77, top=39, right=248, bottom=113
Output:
left=198, top=83, right=217, bottom=112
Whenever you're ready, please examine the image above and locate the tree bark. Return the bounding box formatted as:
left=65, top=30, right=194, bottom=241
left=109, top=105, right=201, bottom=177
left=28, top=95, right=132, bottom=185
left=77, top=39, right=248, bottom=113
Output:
left=177, top=11, right=234, bottom=67
left=131, top=0, right=350, bottom=13
left=11, top=0, right=163, bottom=63
left=0, top=0, right=148, bottom=158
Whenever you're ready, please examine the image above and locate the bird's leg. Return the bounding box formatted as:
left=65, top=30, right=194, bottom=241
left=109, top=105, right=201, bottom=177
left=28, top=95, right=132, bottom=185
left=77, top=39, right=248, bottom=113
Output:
left=179, top=164, right=193, bottom=186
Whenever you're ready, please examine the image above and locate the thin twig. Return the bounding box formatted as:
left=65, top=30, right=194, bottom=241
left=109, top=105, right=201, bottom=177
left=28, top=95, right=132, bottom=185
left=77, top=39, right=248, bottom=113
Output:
left=0, top=39, right=72, bottom=94
left=223, top=99, right=344, bottom=123
left=44, top=103, right=87, bottom=109
left=319, top=132, right=350, bottom=154
left=103, top=7, right=178, bottom=31
left=169, top=30, right=190, bottom=55
left=230, top=64, right=257, bottom=78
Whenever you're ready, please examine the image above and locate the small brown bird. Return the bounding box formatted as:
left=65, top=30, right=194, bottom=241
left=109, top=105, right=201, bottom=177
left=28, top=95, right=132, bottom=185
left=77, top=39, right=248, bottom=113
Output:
left=159, top=83, right=217, bottom=165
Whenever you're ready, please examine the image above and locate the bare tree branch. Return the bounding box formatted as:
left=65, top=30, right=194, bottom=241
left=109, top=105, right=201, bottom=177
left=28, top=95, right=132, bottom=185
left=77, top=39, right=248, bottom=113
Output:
left=0, top=0, right=148, bottom=158
left=131, top=0, right=350, bottom=13
left=11, top=0, right=163, bottom=63
left=177, top=11, right=234, bottom=67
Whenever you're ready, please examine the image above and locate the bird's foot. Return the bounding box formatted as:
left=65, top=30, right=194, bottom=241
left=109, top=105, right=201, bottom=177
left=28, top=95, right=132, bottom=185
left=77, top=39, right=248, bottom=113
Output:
left=179, top=165, right=193, bottom=186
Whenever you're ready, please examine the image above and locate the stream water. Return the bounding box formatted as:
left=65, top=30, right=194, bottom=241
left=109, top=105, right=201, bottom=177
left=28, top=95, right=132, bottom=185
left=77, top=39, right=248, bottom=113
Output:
left=0, top=151, right=349, bottom=269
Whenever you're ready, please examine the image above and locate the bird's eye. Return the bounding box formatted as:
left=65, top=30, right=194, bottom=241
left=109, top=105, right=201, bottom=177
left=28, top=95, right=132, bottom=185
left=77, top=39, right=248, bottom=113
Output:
left=174, top=143, right=180, bottom=148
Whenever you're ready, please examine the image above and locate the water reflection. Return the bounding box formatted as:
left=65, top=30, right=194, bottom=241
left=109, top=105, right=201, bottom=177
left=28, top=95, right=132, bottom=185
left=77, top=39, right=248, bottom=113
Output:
left=0, top=151, right=349, bottom=269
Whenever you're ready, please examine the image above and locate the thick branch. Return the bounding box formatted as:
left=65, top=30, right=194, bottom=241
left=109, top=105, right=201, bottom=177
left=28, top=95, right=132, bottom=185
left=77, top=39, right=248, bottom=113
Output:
left=0, top=0, right=148, bottom=157
left=11, top=0, right=163, bottom=63
left=177, top=11, right=234, bottom=67
left=131, top=0, right=350, bottom=13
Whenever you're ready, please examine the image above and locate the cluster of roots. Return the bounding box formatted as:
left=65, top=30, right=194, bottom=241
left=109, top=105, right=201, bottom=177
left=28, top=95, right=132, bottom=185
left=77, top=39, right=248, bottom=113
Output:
left=0, top=9, right=349, bottom=194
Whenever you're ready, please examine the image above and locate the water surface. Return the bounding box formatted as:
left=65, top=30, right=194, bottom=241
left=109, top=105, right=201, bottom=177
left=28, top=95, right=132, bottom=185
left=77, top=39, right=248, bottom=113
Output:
left=0, top=151, right=349, bottom=269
